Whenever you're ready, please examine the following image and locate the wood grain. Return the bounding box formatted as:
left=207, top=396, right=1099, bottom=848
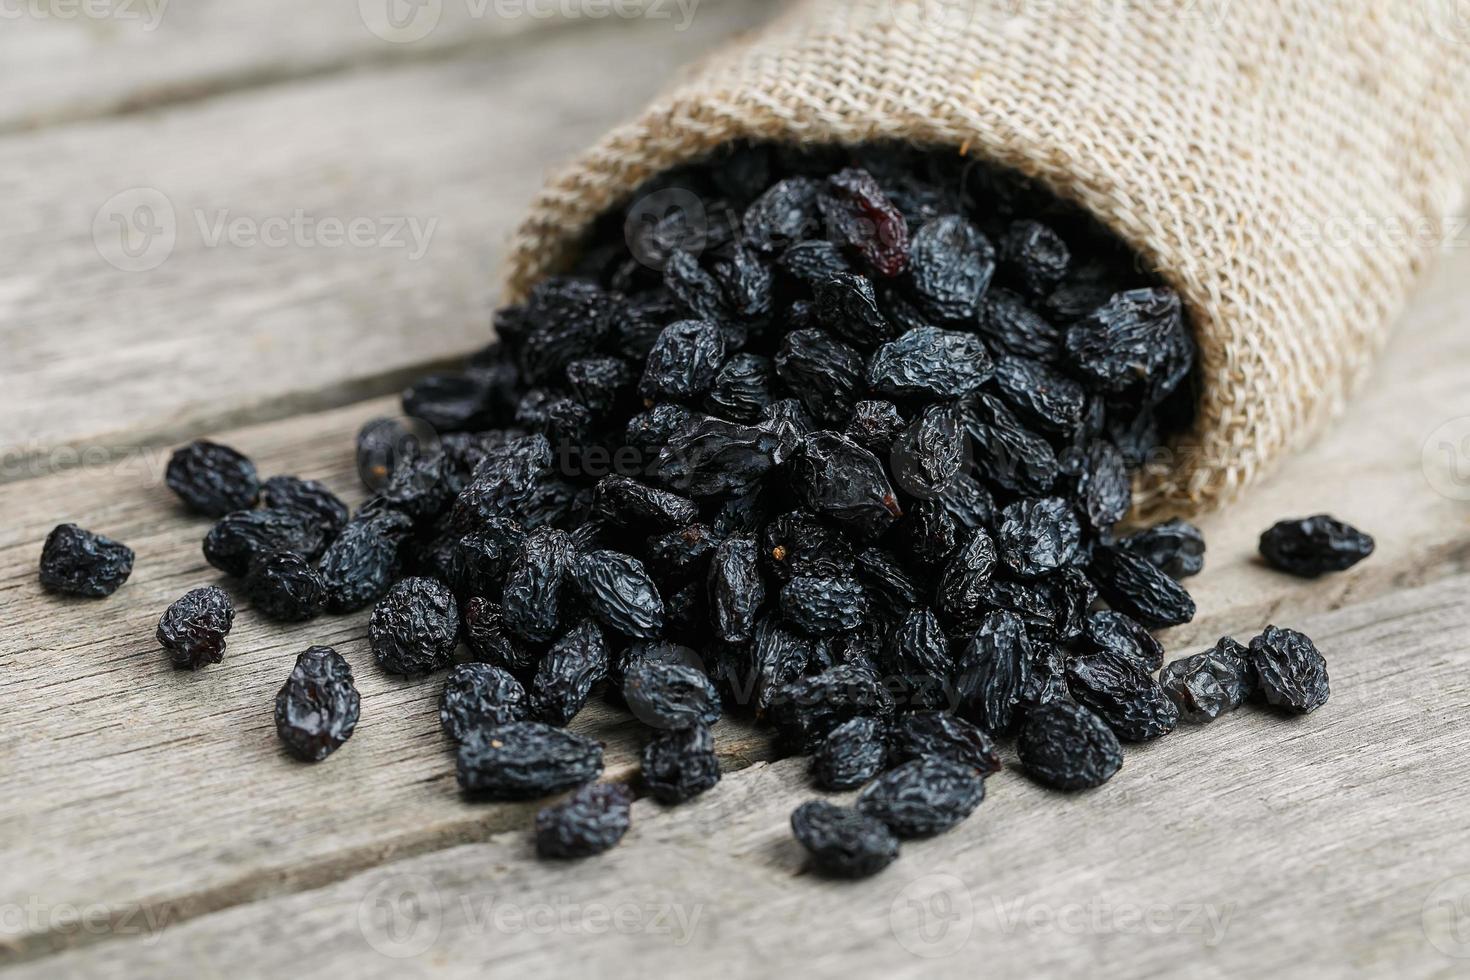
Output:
left=0, top=0, right=773, bottom=482
left=2, top=240, right=1470, bottom=963
left=19, top=572, right=1470, bottom=979
left=0, top=0, right=723, bottom=134
left=0, top=395, right=780, bottom=963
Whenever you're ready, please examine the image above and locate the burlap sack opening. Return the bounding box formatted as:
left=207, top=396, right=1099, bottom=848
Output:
left=503, top=0, right=1470, bottom=516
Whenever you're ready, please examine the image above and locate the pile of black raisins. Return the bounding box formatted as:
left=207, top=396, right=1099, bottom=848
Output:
left=39, top=143, right=1377, bottom=874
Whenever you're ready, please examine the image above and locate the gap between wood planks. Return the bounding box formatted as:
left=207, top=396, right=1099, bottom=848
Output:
left=2, top=230, right=1469, bottom=965
left=0, top=0, right=778, bottom=480
left=15, top=572, right=1470, bottom=978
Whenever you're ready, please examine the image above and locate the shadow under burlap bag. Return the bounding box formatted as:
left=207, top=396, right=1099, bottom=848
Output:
left=503, top=0, right=1470, bottom=515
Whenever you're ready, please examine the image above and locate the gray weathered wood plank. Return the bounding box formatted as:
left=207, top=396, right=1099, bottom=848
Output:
left=0, top=396, right=778, bottom=963
left=0, top=0, right=720, bottom=134
left=0, top=0, right=773, bottom=480
left=19, top=573, right=1470, bottom=979
left=2, top=239, right=1470, bottom=963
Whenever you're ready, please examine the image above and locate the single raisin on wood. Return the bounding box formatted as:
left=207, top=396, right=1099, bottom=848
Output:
left=790, top=800, right=899, bottom=879
left=165, top=440, right=260, bottom=517
left=39, top=523, right=134, bottom=598
left=1258, top=515, right=1375, bottom=578
left=1160, top=637, right=1253, bottom=723
left=156, top=585, right=234, bottom=669
left=1017, top=701, right=1123, bottom=790
left=368, top=576, right=460, bottom=676
left=811, top=716, right=888, bottom=790
left=457, top=721, right=604, bottom=800
left=856, top=757, right=984, bottom=838
left=243, top=551, right=327, bottom=622
left=1247, top=626, right=1330, bottom=714
left=274, top=646, right=361, bottom=762
left=440, top=662, right=530, bottom=742
left=641, top=723, right=721, bottom=804
left=536, top=782, right=634, bottom=859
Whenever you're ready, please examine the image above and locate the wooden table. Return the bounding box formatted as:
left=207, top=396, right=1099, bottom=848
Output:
left=3, top=5, right=1469, bottom=976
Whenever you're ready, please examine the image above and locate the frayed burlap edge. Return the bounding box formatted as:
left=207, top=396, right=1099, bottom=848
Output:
left=502, top=0, right=1470, bottom=516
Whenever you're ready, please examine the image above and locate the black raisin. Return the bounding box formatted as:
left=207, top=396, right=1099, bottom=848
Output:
left=887, top=712, right=1002, bottom=776
left=165, top=440, right=260, bottom=517
left=368, top=576, right=460, bottom=676
left=1159, top=637, right=1253, bottom=723
left=790, top=800, right=898, bottom=878
left=641, top=723, right=720, bottom=804
left=274, top=646, right=360, bottom=762
left=811, top=716, right=887, bottom=790
left=708, top=537, right=765, bottom=644
left=156, top=585, right=234, bottom=669
left=203, top=508, right=326, bottom=578
left=572, top=550, right=664, bottom=640
left=440, top=662, right=531, bottom=741
left=536, top=782, right=634, bottom=859
left=530, top=620, right=610, bottom=726
left=623, top=659, right=722, bottom=730
left=856, top=757, right=984, bottom=838
left=243, top=551, right=327, bottom=622
left=1121, top=518, right=1206, bottom=579
left=1258, top=516, right=1375, bottom=578
left=1247, top=626, right=1330, bottom=714
left=39, top=523, right=134, bottom=598
left=457, top=721, right=604, bottom=800
left=1066, top=651, right=1179, bottom=742
left=1018, top=701, right=1123, bottom=790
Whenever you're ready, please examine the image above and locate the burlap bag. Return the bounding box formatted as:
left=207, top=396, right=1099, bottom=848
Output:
left=503, top=0, right=1470, bottom=515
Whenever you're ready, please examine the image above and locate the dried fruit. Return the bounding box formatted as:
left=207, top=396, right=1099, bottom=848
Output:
left=790, top=431, right=902, bottom=540
left=1066, top=651, right=1179, bottom=742
left=908, top=215, right=994, bottom=323
left=1259, top=515, right=1375, bottom=578
left=368, top=577, right=460, bottom=676
left=811, top=716, right=888, bottom=791
left=156, top=585, right=234, bottom=669
left=165, top=440, right=260, bottom=517
left=274, top=646, right=360, bottom=762
left=780, top=576, right=867, bottom=636
left=856, top=757, right=984, bottom=838
left=457, top=721, right=604, bottom=800
left=204, top=508, right=326, bottom=578
left=1018, top=702, right=1123, bottom=790
left=819, top=167, right=910, bottom=278
left=317, top=520, right=401, bottom=613
left=790, top=800, right=898, bottom=878
left=708, top=537, right=765, bottom=643
left=996, top=497, right=1082, bottom=579
left=1091, top=545, right=1196, bottom=629
left=260, top=476, right=349, bottom=538
left=531, top=620, right=610, bottom=726
left=1247, top=626, right=1330, bottom=714
left=572, top=550, right=664, bottom=640
left=39, top=524, right=134, bottom=598
left=866, top=327, right=994, bottom=400
left=623, top=659, right=721, bottom=730
left=887, top=712, right=1002, bottom=776
left=243, top=551, right=327, bottom=622
left=954, top=610, right=1034, bottom=735
left=1160, top=637, right=1253, bottom=723
left=536, top=782, right=634, bottom=859
left=1121, top=518, right=1206, bottom=579
left=641, top=723, right=720, bottom=804
left=440, top=662, right=531, bottom=741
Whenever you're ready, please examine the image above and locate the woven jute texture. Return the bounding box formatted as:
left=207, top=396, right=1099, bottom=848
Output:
left=504, top=0, right=1470, bottom=514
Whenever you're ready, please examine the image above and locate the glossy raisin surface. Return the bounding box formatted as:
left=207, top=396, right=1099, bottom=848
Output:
left=274, top=646, right=360, bottom=762
left=156, top=585, right=234, bottom=669
left=39, top=524, right=134, bottom=598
